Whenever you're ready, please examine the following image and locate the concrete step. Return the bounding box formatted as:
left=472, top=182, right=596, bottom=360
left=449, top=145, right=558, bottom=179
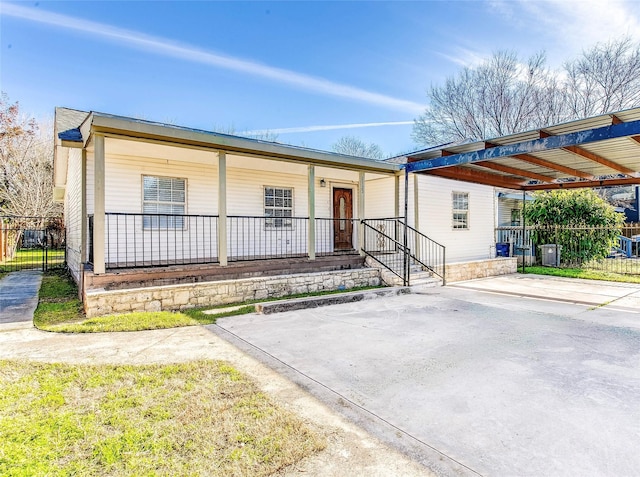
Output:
left=255, top=286, right=412, bottom=315
left=410, top=276, right=442, bottom=288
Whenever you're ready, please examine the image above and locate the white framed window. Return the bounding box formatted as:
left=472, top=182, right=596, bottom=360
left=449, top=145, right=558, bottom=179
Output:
left=264, top=186, right=293, bottom=228
left=510, top=208, right=521, bottom=226
left=452, top=192, right=469, bottom=229
left=142, top=175, right=186, bottom=229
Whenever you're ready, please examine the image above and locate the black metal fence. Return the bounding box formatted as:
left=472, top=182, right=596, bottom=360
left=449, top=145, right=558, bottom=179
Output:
left=0, top=216, right=65, bottom=272
left=496, top=223, right=640, bottom=275
left=104, top=213, right=219, bottom=268
left=99, top=213, right=360, bottom=268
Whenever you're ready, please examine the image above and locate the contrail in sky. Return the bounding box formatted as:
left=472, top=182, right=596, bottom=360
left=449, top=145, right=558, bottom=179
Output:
left=243, top=120, right=414, bottom=135
left=2, top=3, right=424, bottom=114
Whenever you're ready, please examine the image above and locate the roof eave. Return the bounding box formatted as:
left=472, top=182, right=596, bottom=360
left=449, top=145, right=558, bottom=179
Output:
left=88, top=113, right=401, bottom=174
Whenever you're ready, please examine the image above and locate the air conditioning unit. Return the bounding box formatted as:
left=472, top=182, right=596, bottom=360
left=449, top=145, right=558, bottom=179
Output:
left=540, top=244, right=561, bottom=267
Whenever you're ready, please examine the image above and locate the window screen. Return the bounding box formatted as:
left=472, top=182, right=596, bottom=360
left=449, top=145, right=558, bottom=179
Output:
left=452, top=192, right=469, bottom=229
left=143, top=176, right=186, bottom=229
left=264, top=187, right=293, bottom=228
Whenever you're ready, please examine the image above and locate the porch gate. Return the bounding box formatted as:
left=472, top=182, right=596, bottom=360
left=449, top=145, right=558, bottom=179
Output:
left=0, top=216, right=66, bottom=272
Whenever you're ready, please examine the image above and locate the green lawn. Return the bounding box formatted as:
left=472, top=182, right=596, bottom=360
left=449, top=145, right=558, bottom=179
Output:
left=0, top=248, right=65, bottom=271
left=0, top=360, right=325, bottom=476
left=523, top=265, right=640, bottom=284
left=35, top=270, right=383, bottom=333
left=34, top=270, right=85, bottom=328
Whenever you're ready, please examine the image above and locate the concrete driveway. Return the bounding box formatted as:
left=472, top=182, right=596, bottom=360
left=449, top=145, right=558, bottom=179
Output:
left=216, top=275, right=640, bottom=476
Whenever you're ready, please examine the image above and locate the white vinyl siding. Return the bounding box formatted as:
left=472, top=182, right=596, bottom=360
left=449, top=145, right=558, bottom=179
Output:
left=413, top=175, right=495, bottom=263
left=90, top=140, right=218, bottom=267
left=64, top=148, right=83, bottom=282
left=365, top=176, right=396, bottom=218
left=226, top=163, right=307, bottom=258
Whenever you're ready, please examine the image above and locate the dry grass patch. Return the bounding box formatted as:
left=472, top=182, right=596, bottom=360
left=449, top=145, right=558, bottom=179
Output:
left=0, top=360, right=325, bottom=476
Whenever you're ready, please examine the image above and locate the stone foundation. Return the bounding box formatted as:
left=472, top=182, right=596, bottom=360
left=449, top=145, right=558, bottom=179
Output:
left=445, top=257, right=517, bottom=283
left=84, top=268, right=381, bottom=318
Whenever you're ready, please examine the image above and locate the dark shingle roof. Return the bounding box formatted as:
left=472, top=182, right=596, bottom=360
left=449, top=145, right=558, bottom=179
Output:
left=55, top=107, right=90, bottom=143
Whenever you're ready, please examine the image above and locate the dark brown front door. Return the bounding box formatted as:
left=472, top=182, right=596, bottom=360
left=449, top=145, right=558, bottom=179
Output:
left=333, top=188, right=353, bottom=250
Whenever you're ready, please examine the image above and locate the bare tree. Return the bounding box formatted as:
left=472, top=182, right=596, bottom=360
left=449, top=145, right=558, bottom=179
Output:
left=0, top=93, right=61, bottom=218
left=564, top=37, right=640, bottom=118
left=413, top=39, right=640, bottom=146
left=413, top=51, right=563, bottom=145
left=332, top=136, right=384, bottom=159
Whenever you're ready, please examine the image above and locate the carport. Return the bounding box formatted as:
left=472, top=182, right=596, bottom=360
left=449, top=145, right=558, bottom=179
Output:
left=400, top=107, right=640, bottom=270
left=403, top=107, right=640, bottom=191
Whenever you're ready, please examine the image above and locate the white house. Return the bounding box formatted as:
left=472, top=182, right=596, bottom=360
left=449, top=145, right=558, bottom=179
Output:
left=54, top=108, right=507, bottom=316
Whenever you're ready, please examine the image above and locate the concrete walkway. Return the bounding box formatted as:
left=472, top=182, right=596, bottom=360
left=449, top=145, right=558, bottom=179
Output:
left=450, top=273, right=640, bottom=311
left=0, top=271, right=42, bottom=331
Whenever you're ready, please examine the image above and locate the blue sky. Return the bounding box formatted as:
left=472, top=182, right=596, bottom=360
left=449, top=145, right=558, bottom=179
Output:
left=1, top=1, right=639, bottom=156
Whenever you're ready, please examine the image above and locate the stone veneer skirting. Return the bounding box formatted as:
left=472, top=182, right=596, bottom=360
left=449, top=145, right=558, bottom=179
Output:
left=445, top=257, right=517, bottom=283
left=84, top=268, right=381, bottom=318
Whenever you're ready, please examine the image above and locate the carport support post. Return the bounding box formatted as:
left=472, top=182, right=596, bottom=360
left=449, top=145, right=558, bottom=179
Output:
left=403, top=168, right=409, bottom=286
left=358, top=172, right=365, bottom=256
left=394, top=173, right=400, bottom=242
left=522, top=189, right=526, bottom=274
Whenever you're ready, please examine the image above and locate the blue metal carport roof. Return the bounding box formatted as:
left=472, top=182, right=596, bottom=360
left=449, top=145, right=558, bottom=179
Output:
left=403, top=107, right=640, bottom=191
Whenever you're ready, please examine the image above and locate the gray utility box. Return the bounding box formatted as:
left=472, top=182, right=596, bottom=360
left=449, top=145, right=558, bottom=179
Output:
left=540, top=244, right=562, bottom=267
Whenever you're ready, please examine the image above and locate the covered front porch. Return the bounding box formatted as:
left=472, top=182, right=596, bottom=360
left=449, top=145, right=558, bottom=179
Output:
left=70, top=111, right=408, bottom=291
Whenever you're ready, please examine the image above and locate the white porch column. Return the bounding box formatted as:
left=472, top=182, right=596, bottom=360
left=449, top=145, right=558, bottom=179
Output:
left=218, top=151, right=228, bottom=266
left=358, top=171, right=365, bottom=255
left=394, top=173, right=400, bottom=218
left=308, top=165, right=316, bottom=260
left=93, top=134, right=105, bottom=274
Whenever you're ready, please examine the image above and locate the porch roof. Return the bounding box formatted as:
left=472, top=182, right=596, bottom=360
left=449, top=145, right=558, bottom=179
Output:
left=55, top=108, right=401, bottom=175
left=402, top=107, right=640, bottom=191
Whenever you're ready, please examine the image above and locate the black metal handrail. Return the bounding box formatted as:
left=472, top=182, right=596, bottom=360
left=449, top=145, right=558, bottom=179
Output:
left=362, top=218, right=446, bottom=285
left=402, top=221, right=446, bottom=283
left=361, top=219, right=409, bottom=286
